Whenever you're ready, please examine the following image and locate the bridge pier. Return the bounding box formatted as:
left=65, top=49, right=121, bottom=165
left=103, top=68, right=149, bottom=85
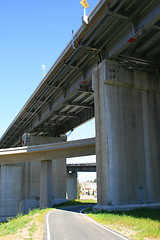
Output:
left=21, top=134, right=67, bottom=210
left=52, top=158, right=67, bottom=205
left=0, top=164, right=23, bottom=221
left=19, top=162, right=40, bottom=213
left=40, top=160, right=53, bottom=208
left=66, top=172, right=77, bottom=200
left=93, top=59, right=160, bottom=211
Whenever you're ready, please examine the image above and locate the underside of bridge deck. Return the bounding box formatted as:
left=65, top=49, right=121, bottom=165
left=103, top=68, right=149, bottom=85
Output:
left=0, top=0, right=160, bottom=148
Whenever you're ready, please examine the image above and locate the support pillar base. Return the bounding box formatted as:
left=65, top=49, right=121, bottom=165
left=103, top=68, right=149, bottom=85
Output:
left=52, top=199, right=68, bottom=206
left=93, top=203, right=160, bottom=212
left=19, top=198, right=39, bottom=214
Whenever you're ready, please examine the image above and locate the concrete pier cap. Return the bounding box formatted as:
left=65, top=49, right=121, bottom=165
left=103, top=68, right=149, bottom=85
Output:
left=22, top=133, right=67, bottom=146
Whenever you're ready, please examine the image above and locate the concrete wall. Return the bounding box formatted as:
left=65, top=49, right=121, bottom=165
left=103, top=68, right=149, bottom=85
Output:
left=22, top=133, right=67, bottom=208
left=93, top=60, right=160, bottom=209
left=22, top=162, right=40, bottom=199
left=19, top=162, right=40, bottom=213
left=22, top=135, right=67, bottom=209
left=0, top=164, right=22, bottom=221
left=0, top=135, right=69, bottom=218
left=0, top=137, right=94, bottom=219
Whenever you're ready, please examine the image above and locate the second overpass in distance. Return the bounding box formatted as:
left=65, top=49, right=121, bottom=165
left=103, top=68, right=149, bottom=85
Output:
left=67, top=163, right=96, bottom=173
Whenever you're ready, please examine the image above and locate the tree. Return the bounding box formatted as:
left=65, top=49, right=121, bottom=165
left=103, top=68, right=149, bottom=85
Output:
left=87, top=189, right=90, bottom=195
left=77, top=180, right=81, bottom=199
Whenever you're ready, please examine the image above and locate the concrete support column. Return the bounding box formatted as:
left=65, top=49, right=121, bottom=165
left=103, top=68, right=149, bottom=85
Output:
left=21, top=162, right=39, bottom=199
left=93, top=59, right=160, bottom=210
left=0, top=164, right=22, bottom=221
left=40, top=160, right=53, bottom=208
left=20, top=161, right=40, bottom=213
left=52, top=159, right=67, bottom=205
left=66, top=172, right=77, bottom=200
left=21, top=134, right=67, bottom=209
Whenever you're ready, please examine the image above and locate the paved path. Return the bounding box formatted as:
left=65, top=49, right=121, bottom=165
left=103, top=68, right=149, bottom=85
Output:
left=45, top=205, right=129, bottom=240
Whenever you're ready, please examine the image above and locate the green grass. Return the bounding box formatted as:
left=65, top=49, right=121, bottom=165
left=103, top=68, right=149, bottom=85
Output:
left=87, top=208, right=160, bottom=240
left=0, top=214, right=31, bottom=236
left=0, top=208, right=52, bottom=237
left=2, top=201, right=159, bottom=240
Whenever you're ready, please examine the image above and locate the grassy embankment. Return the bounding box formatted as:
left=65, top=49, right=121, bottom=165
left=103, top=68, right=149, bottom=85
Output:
left=54, top=200, right=160, bottom=239
left=0, top=199, right=95, bottom=238
left=0, top=208, right=52, bottom=238
left=86, top=208, right=160, bottom=240
left=0, top=200, right=160, bottom=240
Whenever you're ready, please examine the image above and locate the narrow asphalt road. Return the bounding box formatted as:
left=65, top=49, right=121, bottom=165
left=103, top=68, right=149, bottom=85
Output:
left=44, top=205, right=129, bottom=240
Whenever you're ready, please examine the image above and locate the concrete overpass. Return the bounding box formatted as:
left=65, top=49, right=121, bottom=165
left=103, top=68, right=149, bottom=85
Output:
left=0, top=138, right=95, bottom=220
left=0, top=0, right=160, bottom=219
left=1, top=0, right=160, bottom=149
left=67, top=163, right=96, bottom=173
left=66, top=162, right=96, bottom=201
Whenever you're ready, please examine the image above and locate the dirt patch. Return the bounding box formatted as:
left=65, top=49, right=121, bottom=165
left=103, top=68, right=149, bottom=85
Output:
left=0, top=216, right=43, bottom=240
left=105, top=224, right=136, bottom=239
left=0, top=235, right=19, bottom=240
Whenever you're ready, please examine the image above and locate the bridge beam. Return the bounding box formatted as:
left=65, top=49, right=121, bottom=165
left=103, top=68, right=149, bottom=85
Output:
left=93, top=59, right=160, bottom=211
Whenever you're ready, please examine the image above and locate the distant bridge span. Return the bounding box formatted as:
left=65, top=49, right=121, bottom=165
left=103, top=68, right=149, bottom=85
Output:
left=67, top=163, right=96, bottom=172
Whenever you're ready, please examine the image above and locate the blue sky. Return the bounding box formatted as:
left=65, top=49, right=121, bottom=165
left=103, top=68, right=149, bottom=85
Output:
left=0, top=0, right=99, bottom=138
left=67, top=118, right=96, bottom=182
left=0, top=0, right=98, bottom=181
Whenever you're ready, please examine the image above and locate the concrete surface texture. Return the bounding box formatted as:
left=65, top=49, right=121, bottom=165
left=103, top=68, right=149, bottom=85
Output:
left=52, top=158, right=67, bottom=203
left=0, top=164, right=22, bottom=221
left=66, top=172, right=78, bottom=200
left=40, top=160, right=53, bottom=208
left=93, top=59, right=160, bottom=208
left=23, top=135, right=67, bottom=209
left=23, top=162, right=40, bottom=199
